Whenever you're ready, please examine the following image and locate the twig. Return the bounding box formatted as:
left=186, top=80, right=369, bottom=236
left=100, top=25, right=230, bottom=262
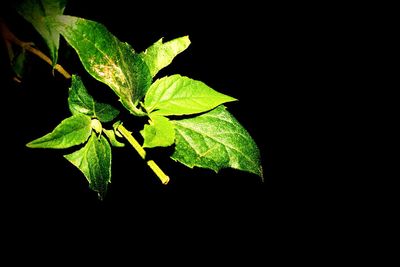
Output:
left=0, top=17, right=71, bottom=79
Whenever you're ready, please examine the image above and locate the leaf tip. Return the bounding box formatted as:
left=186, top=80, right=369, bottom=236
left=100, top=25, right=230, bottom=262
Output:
left=97, top=192, right=105, bottom=201
left=92, top=180, right=110, bottom=201
left=183, top=35, right=190, bottom=43
left=25, top=142, right=34, bottom=148
left=230, top=96, right=239, bottom=102
left=26, top=139, right=43, bottom=148
left=258, top=165, right=264, bottom=182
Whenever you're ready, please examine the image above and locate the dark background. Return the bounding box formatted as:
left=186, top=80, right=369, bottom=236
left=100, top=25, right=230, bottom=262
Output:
left=0, top=0, right=345, bottom=249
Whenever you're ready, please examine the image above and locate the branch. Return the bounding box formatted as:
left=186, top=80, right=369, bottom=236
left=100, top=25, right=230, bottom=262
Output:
left=117, top=124, right=170, bottom=185
left=0, top=17, right=71, bottom=79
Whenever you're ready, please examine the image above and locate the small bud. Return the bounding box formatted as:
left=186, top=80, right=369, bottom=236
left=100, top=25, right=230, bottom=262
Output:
left=91, top=118, right=102, bottom=134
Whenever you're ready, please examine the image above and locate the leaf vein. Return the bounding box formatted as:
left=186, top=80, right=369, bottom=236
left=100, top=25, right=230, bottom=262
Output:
left=175, top=122, right=256, bottom=166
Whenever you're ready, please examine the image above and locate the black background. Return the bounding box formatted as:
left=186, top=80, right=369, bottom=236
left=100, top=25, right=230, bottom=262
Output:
left=0, top=0, right=348, bottom=255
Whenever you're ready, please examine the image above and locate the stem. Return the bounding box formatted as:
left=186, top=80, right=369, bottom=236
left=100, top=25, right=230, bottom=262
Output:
left=23, top=42, right=71, bottom=79
left=117, top=124, right=146, bottom=159
left=117, top=124, right=169, bottom=185
left=147, top=160, right=170, bottom=185
left=129, top=104, right=147, bottom=117
left=0, top=17, right=71, bottom=79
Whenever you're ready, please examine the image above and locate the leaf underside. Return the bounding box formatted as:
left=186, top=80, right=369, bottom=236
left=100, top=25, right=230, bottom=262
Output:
left=16, top=0, right=66, bottom=65
left=64, top=132, right=112, bottom=200
left=172, top=106, right=263, bottom=179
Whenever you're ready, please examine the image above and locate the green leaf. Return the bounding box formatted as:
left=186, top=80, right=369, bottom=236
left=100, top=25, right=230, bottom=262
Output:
left=140, top=115, right=175, bottom=148
left=68, top=75, right=119, bottom=122
left=16, top=0, right=66, bottom=65
left=49, top=15, right=151, bottom=115
left=26, top=114, right=92, bottom=149
left=140, top=36, right=190, bottom=77
left=144, top=74, right=237, bottom=116
left=94, top=103, right=120, bottom=123
left=103, top=129, right=125, bottom=147
left=172, top=106, right=263, bottom=178
left=64, top=133, right=112, bottom=200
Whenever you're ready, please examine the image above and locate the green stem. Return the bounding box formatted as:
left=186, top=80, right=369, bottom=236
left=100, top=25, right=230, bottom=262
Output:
left=147, top=160, right=170, bottom=185
left=130, top=105, right=147, bottom=117
left=117, top=124, right=169, bottom=184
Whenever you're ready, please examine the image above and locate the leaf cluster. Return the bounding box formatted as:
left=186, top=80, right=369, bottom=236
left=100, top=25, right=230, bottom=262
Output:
left=14, top=0, right=262, bottom=199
